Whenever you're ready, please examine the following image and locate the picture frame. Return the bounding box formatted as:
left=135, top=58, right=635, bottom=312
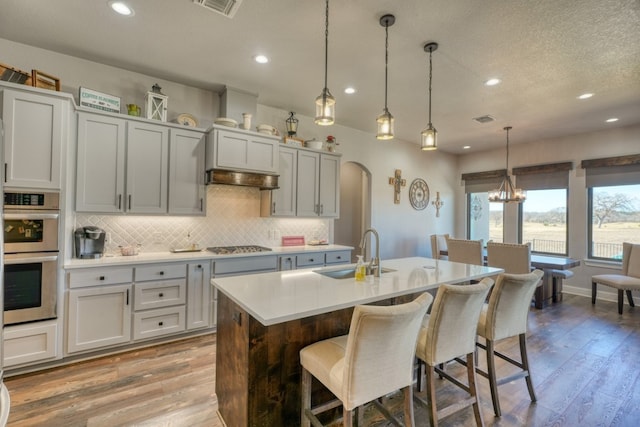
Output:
left=79, top=87, right=121, bottom=113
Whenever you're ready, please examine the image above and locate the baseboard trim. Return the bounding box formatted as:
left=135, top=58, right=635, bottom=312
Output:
left=564, top=284, right=638, bottom=306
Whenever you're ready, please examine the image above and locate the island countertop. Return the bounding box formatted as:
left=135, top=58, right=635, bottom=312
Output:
left=211, top=256, right=503, bottom=326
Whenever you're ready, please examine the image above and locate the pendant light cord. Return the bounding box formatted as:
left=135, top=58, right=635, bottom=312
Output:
left=428, top=48, right=433, bottom=125
left=505, top=127, right=510, bottom=172
left=323, top=0, right=329, bottom=92
left=384, top=21, right=389, bottom=112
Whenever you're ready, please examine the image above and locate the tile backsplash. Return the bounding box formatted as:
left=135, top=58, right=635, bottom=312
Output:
left=74, top=185, right=330, bottom=255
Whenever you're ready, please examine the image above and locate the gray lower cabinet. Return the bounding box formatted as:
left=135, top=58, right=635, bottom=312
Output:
left=186, top=261, right=211, bottom=330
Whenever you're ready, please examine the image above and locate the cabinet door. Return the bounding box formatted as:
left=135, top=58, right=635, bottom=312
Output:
left=319, top=154, right=340, bottom=218
left=186, top=262, right=211, bottom=330
left=67, top=284, right=132, bottom=353
left=296, top=150, right=320, bottom=217
left=168, top=128, right=206, bottom=215
left=2, top=89, right=64, bottom=189
left=213, top=129, right=279, bottom=173
left=271, top=146, right=297, bottom=216
left=278, top=255, right=296, bottom=271
left=126, top=122, right=169, bottom=214
left=76, top=113, right=126, bottom=212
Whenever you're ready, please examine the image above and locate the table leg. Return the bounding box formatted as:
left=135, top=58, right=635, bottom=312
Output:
left=534, top=269, right=552, bottom=309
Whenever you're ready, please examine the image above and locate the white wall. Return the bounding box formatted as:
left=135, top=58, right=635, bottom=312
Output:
left=457, top=123, right=640, bottom=298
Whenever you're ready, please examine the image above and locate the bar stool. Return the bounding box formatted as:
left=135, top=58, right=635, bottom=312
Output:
left=300, top=293, right=433, bottom=427
left=414, top=279, right=494, bottom=427
left=475, top=270, right=544, bottom=417
left=551, top=269, right=574, bottom=302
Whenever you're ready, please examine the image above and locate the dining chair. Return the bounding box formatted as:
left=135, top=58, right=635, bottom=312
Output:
left=446, top=237, right=483, bottom=265
left=592, top=242, right=640, bottom=314
left=486, top=241, right=531, bottom=274
left=475, top=270, right=544, bottom=417
left=300, top=292, right=433, bottom=427
left=430, top=234, right=449, bottom=259
left=414, top=279, right=494, bottom=427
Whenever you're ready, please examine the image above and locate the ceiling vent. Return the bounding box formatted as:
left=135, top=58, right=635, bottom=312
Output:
left=472, top=115, right=496, bottom=124
left=193, top=0, right=243, bottom=18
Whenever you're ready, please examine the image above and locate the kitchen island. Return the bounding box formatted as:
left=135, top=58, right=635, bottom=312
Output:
left=212, top=257, right=503, bottom=426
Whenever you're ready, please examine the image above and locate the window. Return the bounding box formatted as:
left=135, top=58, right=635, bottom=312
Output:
left=468, top=192, right=503, bottom=243
left=519, top=189, right=568, bottom=255
left=588, top=184, right=640, bottom=260
left=583, top=155, right=640, bottom=261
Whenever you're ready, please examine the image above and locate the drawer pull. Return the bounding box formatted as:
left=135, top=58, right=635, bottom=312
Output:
left=309, top=258, right=314, bottom=262
left=336, top=256, right=342, bottom=260
left=158, top=321, right=164, bottom=326
left=159, top=271, right=165, bottom=276
left=159, top=293, right=164, bottom=298
left=197, top=264, right=202, bottom=269
left=99, top=276, right=105, bottom=281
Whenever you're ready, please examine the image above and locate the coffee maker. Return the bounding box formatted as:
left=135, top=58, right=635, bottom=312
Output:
left=74, top=226, right=106, bottom=259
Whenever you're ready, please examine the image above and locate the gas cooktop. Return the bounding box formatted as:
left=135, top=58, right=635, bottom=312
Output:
left=206, top=245, right=272, bottom=255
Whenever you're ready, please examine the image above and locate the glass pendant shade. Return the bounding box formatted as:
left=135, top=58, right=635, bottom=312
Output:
left=376, top=109, right=394, bottom=140
left=286, top=111, right=299, bottom=136
left=314, top=89, right=335, bottom=125
left=489, top=126, right=526, bottom=203
left=420, top=124, right=437, bottom=150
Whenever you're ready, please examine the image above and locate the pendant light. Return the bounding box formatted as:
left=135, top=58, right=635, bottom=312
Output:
left=376, top=14, right=395, bottom=140
left=421, top=42, right=438, bottom=150
left=488, top=126, right=527, bottom=203
left=314, top=0, right=335, bottom=126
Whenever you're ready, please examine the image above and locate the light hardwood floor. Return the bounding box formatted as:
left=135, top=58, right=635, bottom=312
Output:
left=4, top=294, right=639, bottom=426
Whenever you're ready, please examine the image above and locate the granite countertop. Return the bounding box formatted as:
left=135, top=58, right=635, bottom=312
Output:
left=211, top=257, right=503, bottom=326
left=63, top=244, right=353, bottom=269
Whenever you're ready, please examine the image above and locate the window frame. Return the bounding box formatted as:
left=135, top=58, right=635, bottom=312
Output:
left=517, top=188, right=569, bottom=256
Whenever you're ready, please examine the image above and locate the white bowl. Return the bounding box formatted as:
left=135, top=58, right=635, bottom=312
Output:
left=214, top=117, right=238, bottom=128
left=305, top=139, right=324, bottom=150
left=256, top=124, right=276, bottom=134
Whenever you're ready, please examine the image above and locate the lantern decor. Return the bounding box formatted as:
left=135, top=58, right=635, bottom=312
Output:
left=145, top=83, right=168, bottom=121
left=286, top=111, right=299, bottom=136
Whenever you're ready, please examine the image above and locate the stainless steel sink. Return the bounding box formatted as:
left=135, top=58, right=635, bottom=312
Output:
left=315, top=267, right=396, bottom=279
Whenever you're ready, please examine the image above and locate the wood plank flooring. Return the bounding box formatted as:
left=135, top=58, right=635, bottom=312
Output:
left=4, top=294, right=639, bottom=426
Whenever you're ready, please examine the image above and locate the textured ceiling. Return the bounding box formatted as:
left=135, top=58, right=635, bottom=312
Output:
left=1, top=0, right=639, bottom=153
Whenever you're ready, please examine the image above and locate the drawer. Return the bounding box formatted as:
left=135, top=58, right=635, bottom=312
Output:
left=133, top=306, right=186, bottom=341
left=278, top=255, right=296, bottom=271
left=296, top=253, right=324, bottom=268
left=68, top=267, right=133, bottom=288
left=4, top=322, right=58, bottom=367
left=135, top=263, right=186, bottom=282
left=213, top=255, right=277, bottom=276
left=134, top=279, right=186, bottom=311
left=325, top=251, right=351, bottom=265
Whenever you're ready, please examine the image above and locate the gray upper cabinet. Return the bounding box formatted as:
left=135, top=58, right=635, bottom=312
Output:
left=126, top=121, right=169, bottom=214
left=260, top=145, right=297, bottom=217
left=1, top=88, right=65, bottom=189
left=168, top=128, right=205, bottom=215
left=318, top=153, right=340, bottom=218
left=206, top=127, right=279, bottom=174
left=76, top=113, right=126, bottom=212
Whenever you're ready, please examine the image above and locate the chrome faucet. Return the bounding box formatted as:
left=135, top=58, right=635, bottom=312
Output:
left=359, top=228, right=381, bottom=277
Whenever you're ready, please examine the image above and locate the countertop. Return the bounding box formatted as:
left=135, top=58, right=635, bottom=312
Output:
left=64, top=244, right=353, bottom=269
left=211, top=257, right=503, bottom=326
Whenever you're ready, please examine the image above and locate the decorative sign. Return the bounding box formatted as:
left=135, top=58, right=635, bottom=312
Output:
left=79, top=87, right=121, bottom=113
left=388, top=169, right=407, bottom=204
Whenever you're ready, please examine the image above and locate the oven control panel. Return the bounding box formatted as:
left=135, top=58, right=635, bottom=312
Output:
left=4, top=191, right=60, bottom=210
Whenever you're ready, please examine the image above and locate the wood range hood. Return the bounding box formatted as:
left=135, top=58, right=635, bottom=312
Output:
left=205, top=169, right=279, bottom=190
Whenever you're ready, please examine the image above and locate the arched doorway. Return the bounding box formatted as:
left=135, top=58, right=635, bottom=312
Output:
left=334, top=162, right=371, bottom=262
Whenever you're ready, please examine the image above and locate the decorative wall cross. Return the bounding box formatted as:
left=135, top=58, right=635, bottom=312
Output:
left=388, top=169, right=406, bottom=204
left=432, top=191, right=444, bottom=217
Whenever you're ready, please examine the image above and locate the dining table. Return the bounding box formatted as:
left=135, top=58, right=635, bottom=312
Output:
left=440, top=250, right=581, bottom=309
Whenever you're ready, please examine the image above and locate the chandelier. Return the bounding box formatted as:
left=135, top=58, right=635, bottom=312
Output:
left=488, top=126, right=526, bottom=203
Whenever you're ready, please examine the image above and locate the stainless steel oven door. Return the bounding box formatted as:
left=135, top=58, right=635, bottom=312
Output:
left=3, top=252, right=58, bottom=325
left=3, top=211, right=59, bottom=253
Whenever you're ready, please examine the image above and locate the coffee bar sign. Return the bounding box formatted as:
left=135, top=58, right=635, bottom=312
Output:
left=79, top=87, right=121, bottom=113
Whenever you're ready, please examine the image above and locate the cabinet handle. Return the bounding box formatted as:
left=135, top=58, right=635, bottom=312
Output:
left=159, top=292, right=164, bottom=298
left=159, top=271, right=165, bottom=276
left=118, top=194, right=122, bottom=210
left=128, top=194, right=132, bottom=210
left=158, top=321, right=164, bottom=326
left=337, top=256, right=341, bottom=260
left=320, top=204, right=324, bottom=215
left=4, top=163, right=6, bottom=183
left=99, top=275, right=105, bottom=281
left=272, top=202, right=276, bottom=214
left=197, top=264, right=202, bottom=269
left=126, top=289, right=129, bottom=305
left=200, top=198, right=204, bottom=211
left=309, top=258, right=314, bottom=262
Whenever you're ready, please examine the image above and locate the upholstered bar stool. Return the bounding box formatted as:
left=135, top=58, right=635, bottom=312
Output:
left=445, top=237, right=484, bottom=265
left=592, top=242, right=640, bottom=314
left=300, top=293, right=433, bottom=427
left=430, top=234, right=449, bottom=260
left=475, top=270, right=544, bottom=417
left=414, top=279, right=494, bottom=427
left=486, top=241, right=531, bottom=274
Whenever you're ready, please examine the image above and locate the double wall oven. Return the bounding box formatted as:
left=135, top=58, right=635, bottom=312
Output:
left=3, top=191, right=60, bottom=325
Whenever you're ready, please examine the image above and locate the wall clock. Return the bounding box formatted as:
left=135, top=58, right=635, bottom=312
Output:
left=409, top=178, right=430, bottom=210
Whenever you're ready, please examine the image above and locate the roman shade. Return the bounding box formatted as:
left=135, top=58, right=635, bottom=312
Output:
left=512, top=162, right=572, bottom=190
left=462, top=169, right=506, bottom=193
left=582, top=154, right=640, bottom=187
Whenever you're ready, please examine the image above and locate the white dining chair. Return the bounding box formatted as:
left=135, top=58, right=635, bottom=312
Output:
left=300, top=293, right=433, bottom=427
left=430, top=234, right=449, bottom=260
left=592, top=242, right=640, bottom=314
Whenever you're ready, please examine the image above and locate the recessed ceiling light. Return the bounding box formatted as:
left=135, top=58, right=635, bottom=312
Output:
left=463, top=145, right=471, bottom=150
left=108, top=1, right=134, bottom=16
left=254, top=55, right=269, bottom=64
left=484, top=78, right=501, bottom=86
left=606, top=117, right=619, bottom=123
left=344, top=87, right=356, bottom=95
left=577, top=93, right=593, bottom=100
